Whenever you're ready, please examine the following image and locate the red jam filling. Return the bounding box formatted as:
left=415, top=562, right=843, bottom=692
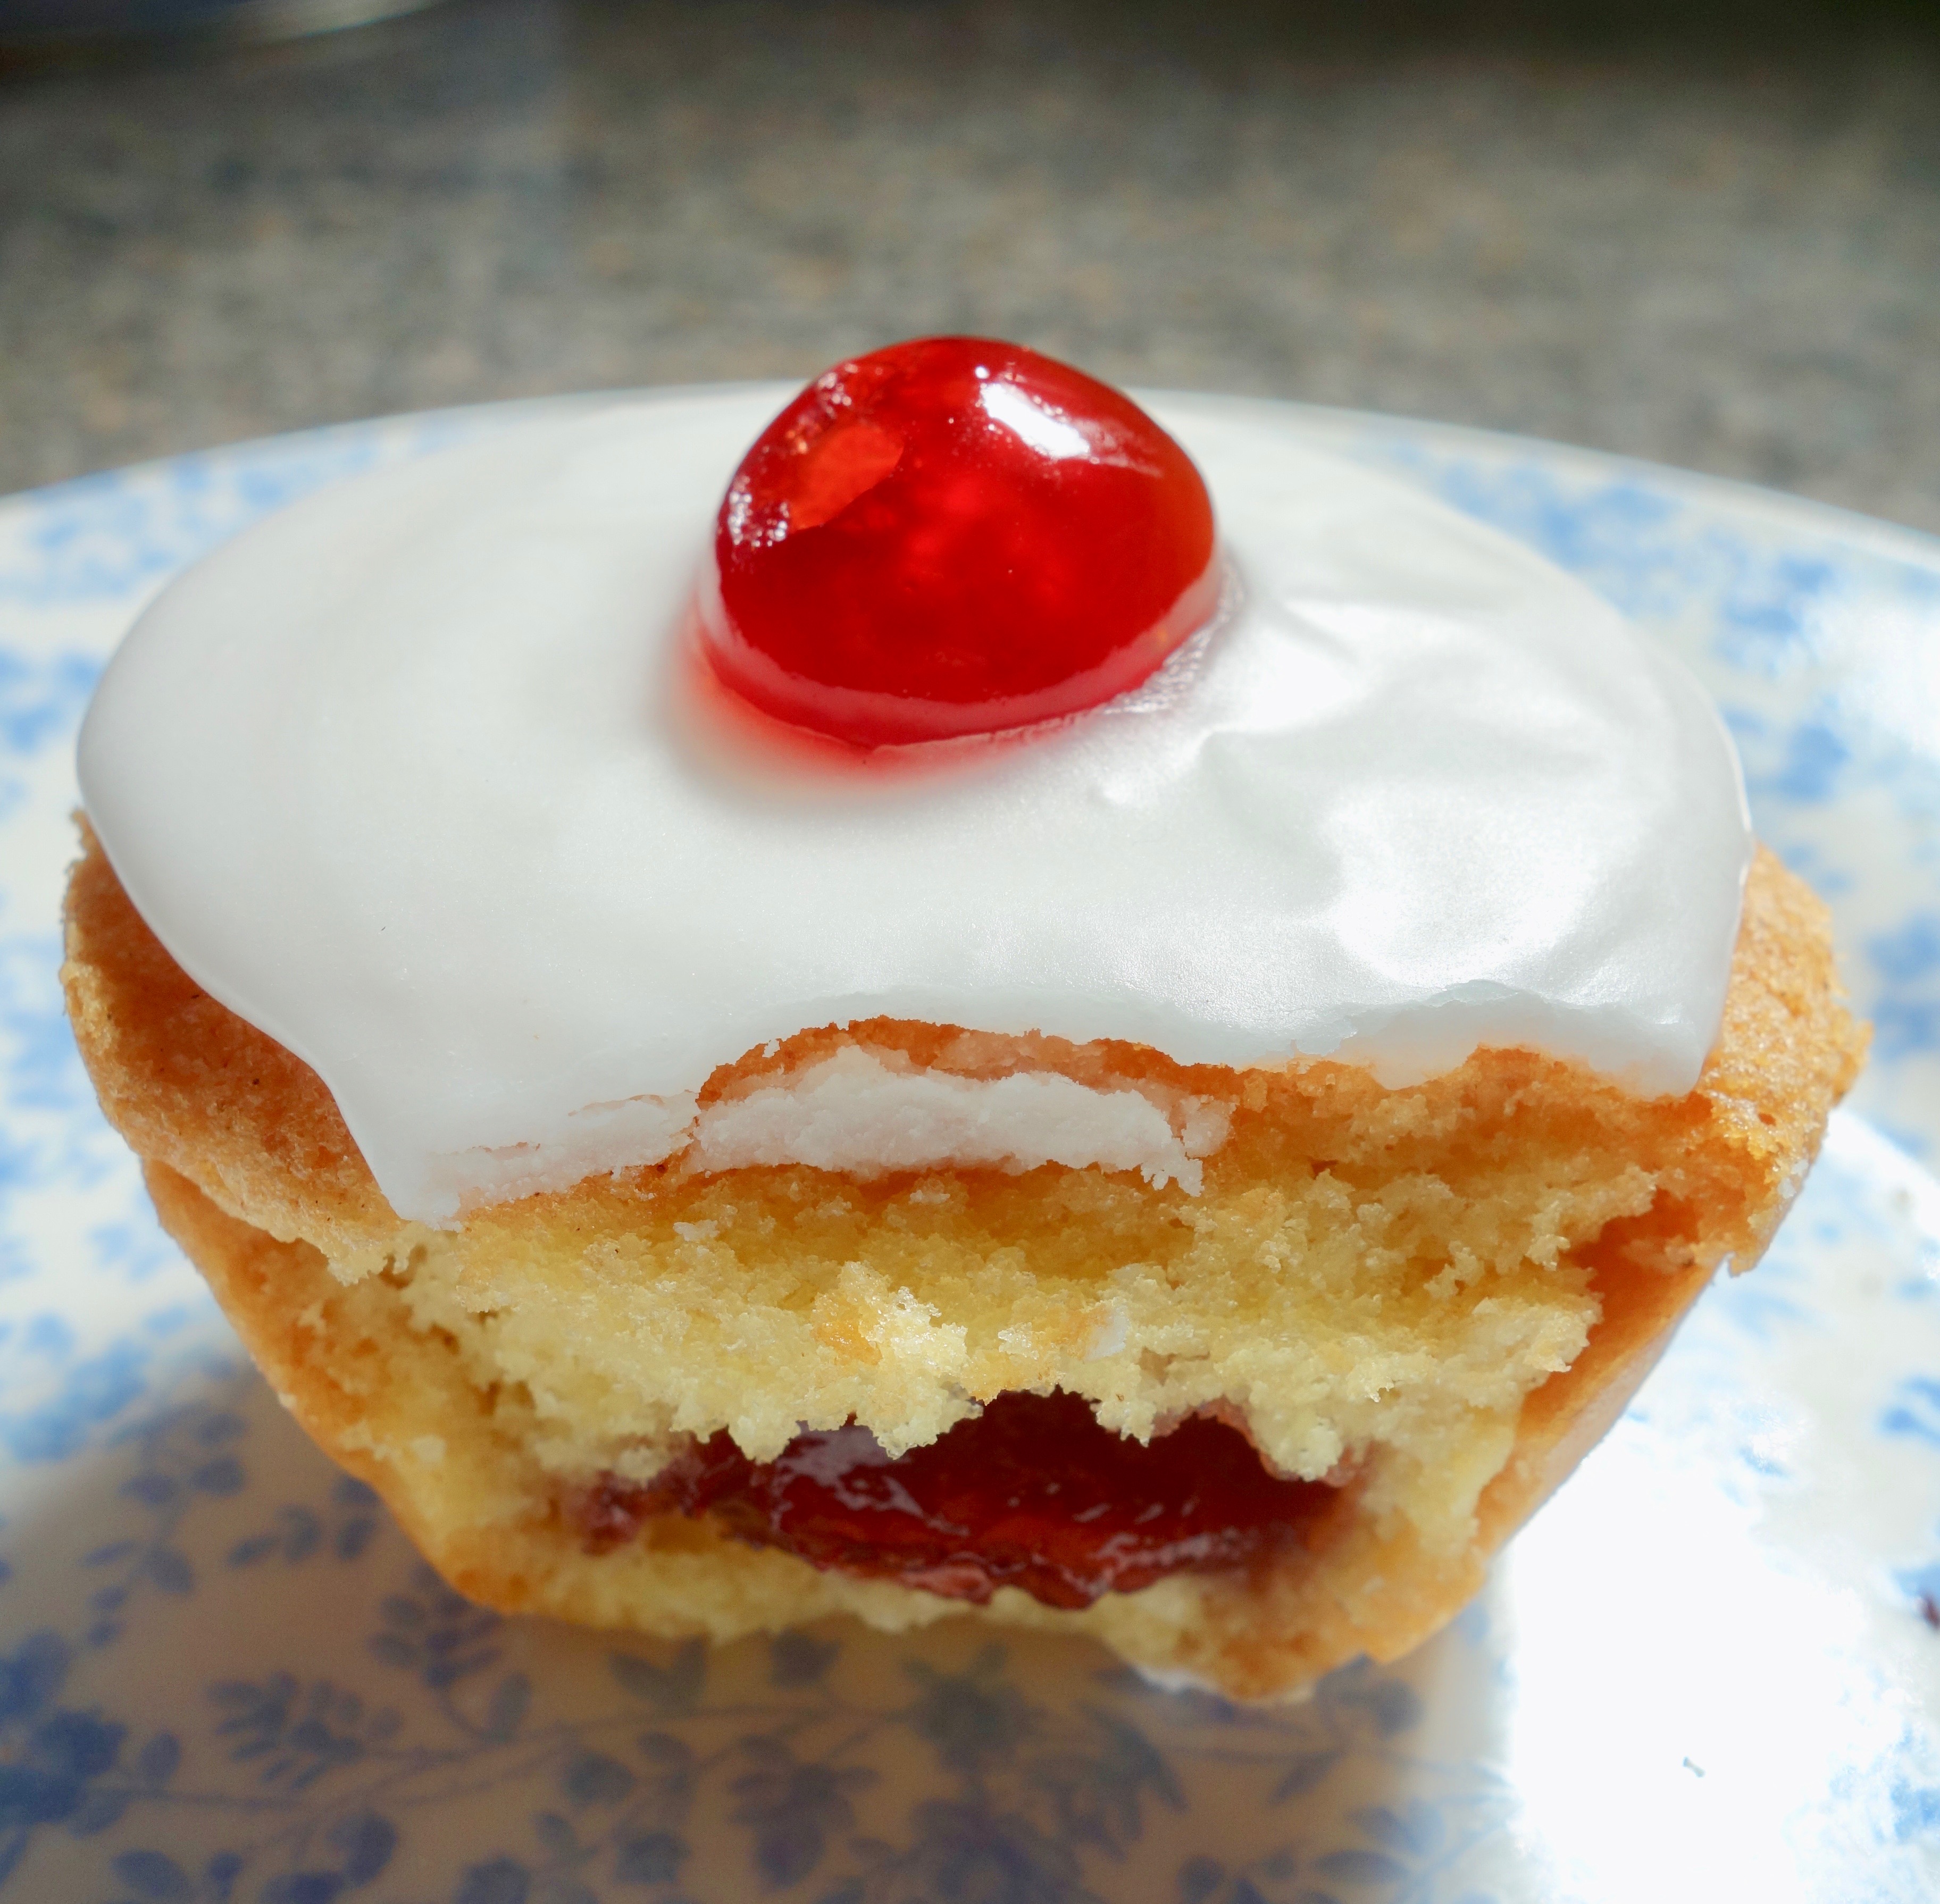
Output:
left=703, top=337, right=1220, bottom=746
left=578, top=1390, right=1335, bottom=1611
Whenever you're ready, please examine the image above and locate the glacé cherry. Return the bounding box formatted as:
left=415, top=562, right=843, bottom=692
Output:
left=703, top=338, right=1219, bottom=746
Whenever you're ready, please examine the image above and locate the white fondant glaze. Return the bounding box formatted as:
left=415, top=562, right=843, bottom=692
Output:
left=78, top=389, right=1753, bottom=1224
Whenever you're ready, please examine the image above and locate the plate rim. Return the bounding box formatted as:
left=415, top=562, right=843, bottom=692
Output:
left=7, top=384, right=1939, bottom=577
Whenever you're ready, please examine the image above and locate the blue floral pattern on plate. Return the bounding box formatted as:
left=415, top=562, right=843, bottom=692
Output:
left=1, top=398, right=1936, bottom=1903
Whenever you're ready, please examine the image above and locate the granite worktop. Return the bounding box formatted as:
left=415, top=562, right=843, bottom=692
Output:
left=1, top=0, right=1936, bottom=533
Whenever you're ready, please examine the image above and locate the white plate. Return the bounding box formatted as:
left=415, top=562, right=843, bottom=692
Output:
left=2, top=398, right=1937, bottom=1904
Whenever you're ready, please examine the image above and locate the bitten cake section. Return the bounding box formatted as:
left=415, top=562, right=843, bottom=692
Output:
left=64, top=831, right=1862, bottom=1698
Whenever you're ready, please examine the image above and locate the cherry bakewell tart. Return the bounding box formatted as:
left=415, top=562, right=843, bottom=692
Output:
left=63, top=339, right=1864, bottom=1699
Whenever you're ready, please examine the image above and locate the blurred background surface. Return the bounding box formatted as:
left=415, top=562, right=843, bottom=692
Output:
left=1, top=0, right=1936, bottom=530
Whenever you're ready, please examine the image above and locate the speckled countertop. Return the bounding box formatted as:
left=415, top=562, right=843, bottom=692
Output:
left=1, top=0, right=1936, bottom=531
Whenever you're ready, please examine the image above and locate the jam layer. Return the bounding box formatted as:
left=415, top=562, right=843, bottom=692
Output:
left=578, top=1390, right=1336, bottom=1611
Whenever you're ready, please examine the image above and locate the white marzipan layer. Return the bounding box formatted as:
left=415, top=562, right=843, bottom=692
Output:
left=427, top=1049, right=1232, bottom=1213
left=685, top=1048, right=1230, bottom=1193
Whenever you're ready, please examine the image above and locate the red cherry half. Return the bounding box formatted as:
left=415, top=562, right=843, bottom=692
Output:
left=701, top=337, right=1220, bottom=746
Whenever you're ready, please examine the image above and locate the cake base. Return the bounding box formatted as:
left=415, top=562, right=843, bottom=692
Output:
left=143, top=1159, right=1710, bottom=1698
left=65, top=834, right=1864, bottom=1698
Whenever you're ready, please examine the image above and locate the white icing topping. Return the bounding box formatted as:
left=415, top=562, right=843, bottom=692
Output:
left=78, top=389, right=1753, bottom=1224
